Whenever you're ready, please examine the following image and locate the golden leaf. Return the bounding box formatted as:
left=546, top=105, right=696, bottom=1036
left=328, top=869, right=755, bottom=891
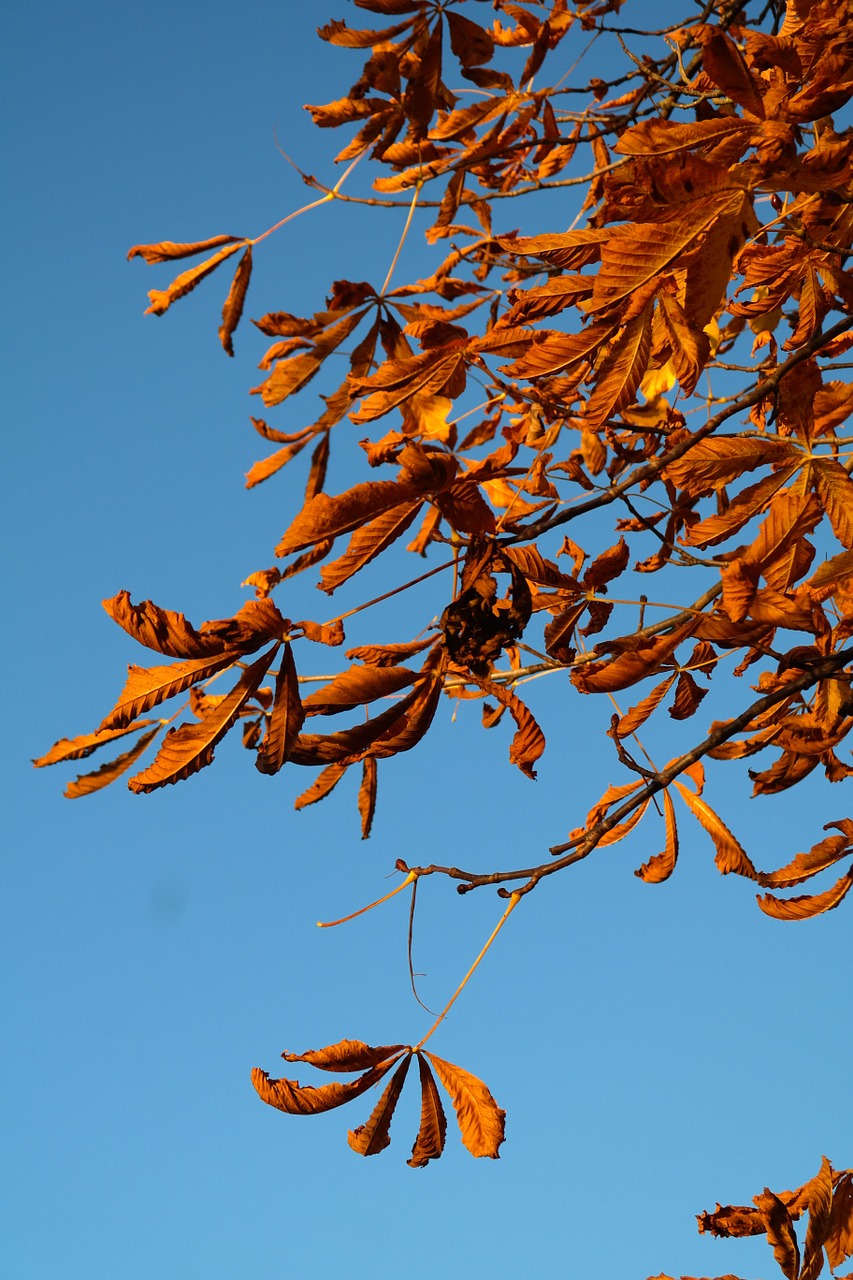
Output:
left=753, top=1188, right=800, bottom=1280
left=319, top=501, right=424, bottom=593
left=303, top=664, right=418, bottom=717
left=276, top=480, right=422, bottom=557
left=293, top=762, right=350, bottom=811
left=347, top=1055, right=412, bottom=1156
left=800, top=1156, right=834, bottom=1280
left=615, top=674, right=677, bottom=739
left=424, top=1051, right=505, bottom=1160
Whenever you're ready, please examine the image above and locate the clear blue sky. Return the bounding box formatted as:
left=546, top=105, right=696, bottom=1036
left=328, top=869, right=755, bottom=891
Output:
left=3, top=4, right=850, bottom=1278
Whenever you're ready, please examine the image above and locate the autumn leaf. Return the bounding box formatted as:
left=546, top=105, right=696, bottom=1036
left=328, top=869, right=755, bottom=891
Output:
left=127, top=235, right=241, bottom=264
left=218, top=245, right=253, bottom=355
left=347, top=1054, right=412, bottom=1155
left=408, top=1053, right=447, bottom=1168
left=63, top=726, right=161, bottom=799
left=33, top=719, right=159, bottom=768
left=756, top=865, right=853, bottom=921
left=423, top=1051, right=505, bottom=1159
left=255, top=643, right=305, bottom=775
left=635, top=789, right=679, bottom=884
left=128, top=647, right=278, bottom=792
left=144, top=242, right=244, bottom=316
left=98, top=652, right=242, bottom=732
left=673, top=782, right=757, bottom=880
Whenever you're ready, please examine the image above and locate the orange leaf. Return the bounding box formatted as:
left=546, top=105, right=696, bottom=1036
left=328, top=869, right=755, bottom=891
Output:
left=358, top=757, right=378, bottom=839
left=826, top=1170, right=853, bottom=1271
left=800, top=1156, right=834, bottom=1280
left=813, top=458, right=853, bottom=549
left=615, top=674, right=677, bottom=739
left=128, top=647, right=277, bottom=792
left=408, top=1053, right=447, bottom=1168
left=127, top=235, right=241, bottom=264
left=347, top=1054, right=412, bottom=1156
left=635, top=788, right=679, bottom=883
left=63, top=727, right=161, bottom=799
left=756, top=865, right=853, bottom=921
left=33, top=719, right=159, bottom=767
left=97, top=652, right=241, bottom=732
left=302, top=664, right=418, bottom=717
left=144, top=242, right=243, bottom=316
left=470, top=677, right=545, bottom=779
left=251, top=1057, right=401, bottom=1116
left=753, top=1188, right=800, bottom=1280
left=255, top=643, right=305, bottom=775
left=293, top=762, right=350, bottom=811
left=218, top=245, right=253, bottom=355
left=277, top=481, right=422, bottom=557
left=758, top=821, right=853, bottom=888
left=102, top=592, right=284, bottom=659
left=282, top=1039, right=408, bottom=1073
left=424, top=1051, right=505, bottom=1160
left=673, top=782, right=757, bottom=879
left=319, top=501, right=424, bottom=593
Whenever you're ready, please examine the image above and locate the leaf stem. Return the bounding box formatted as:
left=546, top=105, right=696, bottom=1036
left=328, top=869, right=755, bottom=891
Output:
left=412, top=892, right=521, bottom=1052
left=317, top=868, right=418, bottom=928
left=380, top=179, right=422, bottom=297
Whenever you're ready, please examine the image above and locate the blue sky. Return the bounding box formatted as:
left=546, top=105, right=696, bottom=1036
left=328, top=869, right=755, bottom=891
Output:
left=3, top=4, right=850, bottom=1278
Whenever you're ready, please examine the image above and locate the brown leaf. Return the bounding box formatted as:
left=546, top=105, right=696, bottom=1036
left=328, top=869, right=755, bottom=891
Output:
left=63, top=727, right=161, bottom=799
left=358, top=757, right=378, bottom=839
left=813, top=459, right=853, bottom=550
left=664, top=438, right=796, bottom=498
left=615, top=674, right=677, bottom=739
left=103, top=591, right=284, bottom=659
left=800, top=1156, right=834, bottom=1280
left=98, top=652, right=241, bottom=732
left=669, top=671, right=708, bottom=722
left=218, top=245, right=253, bottom=355
left=144, top=242, right=243, bottom=316
left=753, top=1188, right=800, bottom=1280
left=826, top=1170, right=853, bottom=1271
left=256, top=643, right=305, bottom=775
left=673, top=783, right=757, bottom=880
left=295, top=619, right=346, bottom=647
left=424, top=1051, right=505, bottom=1160
left=128, top=647, right=278, bottom=792
left=583, top=537, right=630, bottom=590
left=347, top=1054, right=412, bottom=1156
left=33, top=719, right=159, bottom=767
left=635, top=789, right=679, bottom=884
left=469, top=677, right=545, bottom=779
left=572, top=625, right=694, bottom=695
left=346, top=636, right=437, bottom=667
left=408, top=1053, right=448, bottom=1168
left=319, top=501, right=423, bottom=594
left=758, top=821, right=853, bottom=889
left=277, top=481, right=422, bottom=557
left=756, top=866, right=853, bottom=921
left=127, top=235, right=241, bottom=264
left=251, top=1058, right=400, bottom=1116
left=293, top=762, right=350, bottom=810
left=303, top=664, right=417, bottom=717
left=282, top=1039, right=408, bottom=1073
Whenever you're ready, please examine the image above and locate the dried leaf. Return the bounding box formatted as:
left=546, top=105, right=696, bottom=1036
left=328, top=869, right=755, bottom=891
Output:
left=144, top=242, right=243, bottom=316
left=251, top=1058, right=400, bottom=1115
left=753, top=1187, right=800, bottom=1280
left=424, top=1051, right=505, bottom=1160
left=63, top=727, right=161, bottom=799
left=826, top=1170, right=853, bottom=1271
left=303, top=664, right=417, bottom=717
left=673, top=783, right=757, bottom=880
left=358, top=757, right=378, bottom=839
left=282, top=1039, right=408, bottom=1073
left=319, top=501, right=423, bottom=593
left=98, top=652, right=241, bottom=732
left=635, top=789, right=679, bottom=884
left=408, top=1053, right=448, bottom=1168
left=128, top=647, right=278, bottom=792
left=800, top=1156, right=834, bottom=1280
left=347, top=1054, right=412, bottom=1156
left=33, top=719, right=158, bottom=767
left=758, top=821, right=853, bottom=889
left=127, top=235, right=240, bottom=264
left=294, top=762, right=350, bottom=811
left=615, top=674, right=677, bottom=739
left=256, top=643, right=305, bottom=775
left=218, top=245, right=253, bottom=355
left=756, top=866, right=853, bottom=921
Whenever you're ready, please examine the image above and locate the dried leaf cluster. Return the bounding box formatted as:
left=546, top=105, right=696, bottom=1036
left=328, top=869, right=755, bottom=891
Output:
left=650, top=1156, right=853, bottom=1280
left=37, top=0, right=852, bottom=1197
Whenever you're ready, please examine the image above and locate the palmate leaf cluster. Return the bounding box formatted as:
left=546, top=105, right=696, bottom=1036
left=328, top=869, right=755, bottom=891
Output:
left=34, top=0, right=853, bottom=1268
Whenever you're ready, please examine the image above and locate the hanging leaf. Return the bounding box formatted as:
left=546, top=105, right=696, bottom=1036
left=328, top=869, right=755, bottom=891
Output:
left=347, top=1054, right=412, bottom=1155
left=63, top=727, right=161, bottom=799
left=756, top=866, right=853, bottom=921
left=423, top=1051, right=505, bottom=1159
left=144, top=242, right=244, bottom=316
left=407, top=1053, right=448, bottom=1168
left=256, top=643, right=305, bottom=775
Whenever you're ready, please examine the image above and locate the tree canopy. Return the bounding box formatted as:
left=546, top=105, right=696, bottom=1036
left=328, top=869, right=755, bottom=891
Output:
left=35, top=2, right=853, bottom=1274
